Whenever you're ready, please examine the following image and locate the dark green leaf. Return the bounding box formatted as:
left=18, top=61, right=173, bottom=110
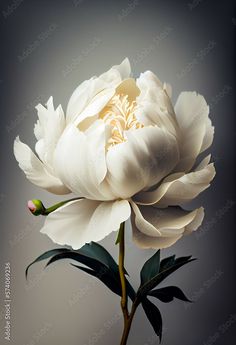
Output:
left=125, top=280, right=136, bottom=301
left=124, top=279, right=136, bottom=301
left=140, top=250, right=160, bottom=285
left=46, top=251, right=136, bottom=301
left=26, top=242, right=121, bottom=278
left=78, top=242, right=126, bottom=275
left=25, top=248, right=69, bottom=279
left=79, top=242, right=116, bottom=268
left=71, top=263, right=135, bottom=301
left=142, top=297, right=162, bottom=342
left=71, top=264, right=122, bottom=297
left=159, top=255, right=175, bottom=272
left=26, top=243, right=136, bottom=301
left=138, top=257, right=196, bottom=296
left=148, top=286, right=191, bottom=303
left=78, top=245, right=136, bottom=300
left=174, top=256, right=192, bottom=265
left=46, top=251, right=104, bottom=272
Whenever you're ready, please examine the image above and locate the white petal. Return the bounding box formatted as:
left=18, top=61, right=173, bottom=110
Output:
left=74, top=88, right=115, bottom=129
left=135, top=71, right=178, bottom=137
left=66, top=58, right=131, bottom=123
left=111, top=57, right=131, bottom=80
left=131, top=204, right=204, bottom=249
left=134, top=159, right=215, bottom=206
left=44, top=104, right=66, bottom=163
left=106, top=126, right=179, bottom=199
left=200, top=117, right=214, bottom=153
left=40, top=199, right=131, bottom=249
left=133, top=229, right=182, bottom=249
left=34, top=98, right=66, bottom=168
left=54, top=122, right=114, bottom=200
left=14, top=137, right=70, bottom=194
left=116, top=78, right=140, bottom=102
left=133, top=172, right=184, bottom=205
left=163, top=82, right=172, bottom=98
left=99, top=57, right=131, bottom=83
left=76, top=78, right=139, bottom=132
left=194, top=154, right=211, bottom=171
left=130, top=201, right=161, bottom=237
left=174, top=92, right=214, bottom=171
left=34, top=119, right=43, bottom=140
left=157, top=164, right=215, bottom=207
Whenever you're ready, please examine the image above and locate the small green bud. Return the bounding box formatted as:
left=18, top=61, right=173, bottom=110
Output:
left=27, top=199, right=45, bottom=216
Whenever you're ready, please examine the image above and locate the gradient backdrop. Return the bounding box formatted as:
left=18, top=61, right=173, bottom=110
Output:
left=0, top=0, right=235, bottom=344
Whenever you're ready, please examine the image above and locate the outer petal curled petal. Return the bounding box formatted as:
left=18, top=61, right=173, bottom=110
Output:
left=14, top=137, right=70, bottom=195
left=35, top=97, right=66, bottom=168
left=133, top=156, right=215, bottom=206
left=131, top=203, right=204, bottom=249
left=174, top=92, right=214, bottom=171
left=156, top=163, right=215, bottom=208
left=40, top=199, right=131, bottom=249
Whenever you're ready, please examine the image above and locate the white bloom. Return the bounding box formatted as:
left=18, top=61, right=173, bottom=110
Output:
left=14, top=58, right=215, bottom=250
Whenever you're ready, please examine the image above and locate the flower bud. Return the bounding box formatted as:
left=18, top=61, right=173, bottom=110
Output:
left=27, top=199, right=45, bottom=216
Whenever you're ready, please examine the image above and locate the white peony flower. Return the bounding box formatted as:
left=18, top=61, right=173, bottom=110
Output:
left=14, top=58, right=215, bottom=250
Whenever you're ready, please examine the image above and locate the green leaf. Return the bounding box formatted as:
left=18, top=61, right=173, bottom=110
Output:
left=25, top=242, right=136, bottom=301
left=71, top=264, right=123, bottom=297
left=174, top=256, right=192, bottom=265
left=70, top=260, right=135, bottom=301
left=78, top=242, right=124, bottom=275
left=46, top=251, right=103, bottom=272
left=142, top=297, right=162, bottom=342
left=140, top=250, right=160, bottom=285
left=125, top=280, right=136, bottom=301
left=25, top=248, right=69, bottom=279
left=46, top=250, right=136, bottom=301
left=159, top=255, right=175, bottom=272
left=148, top=286, right=191, bottom=303
left=138, top=256, right=196, bottom=297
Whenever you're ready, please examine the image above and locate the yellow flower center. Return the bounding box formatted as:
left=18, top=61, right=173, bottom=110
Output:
left=99, top=94, right=143, bottom=148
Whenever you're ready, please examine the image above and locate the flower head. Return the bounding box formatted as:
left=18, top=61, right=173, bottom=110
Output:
left=14, top=58, right=215, bottom=250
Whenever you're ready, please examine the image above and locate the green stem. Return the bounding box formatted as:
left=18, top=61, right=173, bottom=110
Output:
left=118, top=222, right=128, bottom=320
left=43, top=198, right=82, bottom=215
left=120, top=299, right=139, bottom=345
left=118, top=222, right=139, bottom=345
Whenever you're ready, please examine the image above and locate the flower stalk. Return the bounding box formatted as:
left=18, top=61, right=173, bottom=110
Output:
left=118, top=222, right=128, bottom=320
left=120, top=299, right=139, bottom=345
left=27, top=198, right=82, bottom=216
left=118, top=222, right=139, bottom=345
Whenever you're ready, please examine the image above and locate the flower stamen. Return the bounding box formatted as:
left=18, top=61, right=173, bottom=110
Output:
left=100, top=94, right=143, bottom=148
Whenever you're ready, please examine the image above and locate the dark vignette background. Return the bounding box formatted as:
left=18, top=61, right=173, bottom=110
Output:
left=0, top=0, right=235, bottom=344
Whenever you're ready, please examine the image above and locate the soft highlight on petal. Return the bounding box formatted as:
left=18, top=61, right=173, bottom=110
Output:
left=106, top=126, right=179, bottom=199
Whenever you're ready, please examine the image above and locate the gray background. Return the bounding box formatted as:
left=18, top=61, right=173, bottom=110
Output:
left=0, top=0, right=235, bottom=344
